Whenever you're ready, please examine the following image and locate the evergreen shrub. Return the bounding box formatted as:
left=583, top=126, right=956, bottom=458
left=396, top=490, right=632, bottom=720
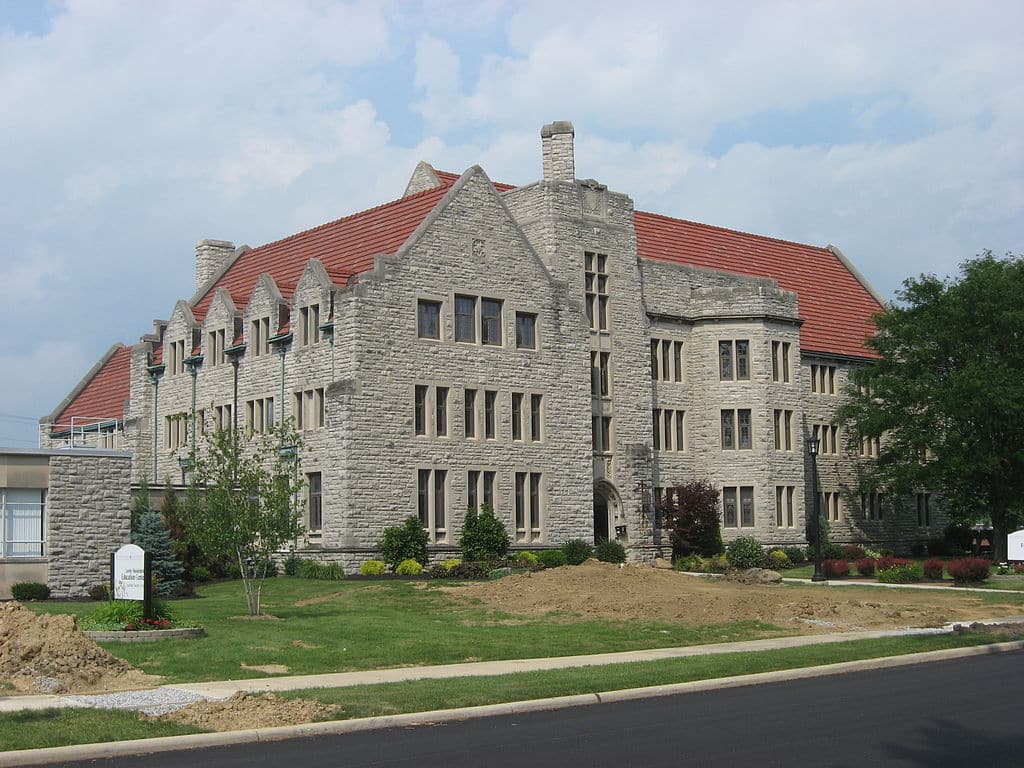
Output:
left=359, top=560, right=386, bottom=576
left=10, top=582, right=50, bottom=601
left=596, top=539, right=627, bottom=564
left=460, top=504, right=510, bottom=563
left=379, top=516, right=429, bottom=569
left=395, top=558, right=424, bottom=576
left=726, top=536, right=765, bottom=569
left=562, top=539, right=594, bottom=565
left=537, top=550, right=567, bottom=569
left=767, top=550, right=792, bottom=570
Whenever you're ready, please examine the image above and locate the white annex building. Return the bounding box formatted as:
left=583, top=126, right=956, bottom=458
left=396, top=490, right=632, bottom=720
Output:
left=37, top=121, right=946, bottom=570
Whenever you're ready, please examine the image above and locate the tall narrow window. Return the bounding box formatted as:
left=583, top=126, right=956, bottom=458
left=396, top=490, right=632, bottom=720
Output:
left=916, top=492, right=931, bottom=527
left=673, top=341, right=683, bottom=381
left=719, top=341, right=733, bottom=380
left=417, top=300, right=441, bottom=340
left=514, top=471, right=543, bottom=542
left=530, top=394, right=543, bottom=442
left=591, top=351, right=611, bottom=397
left=455, top=295, right=476, bottom=342
left=484, top=390, right=497, bottom=439
left=515, top=472, right=525, bottom=534
left=307, top=472, right=322, bottom=530
left=300, top=304, right=321, bottom=346
left=480, top=298, right=502, bottom=346
left=414, top=385, right=428, bottom=436
left=773, top=409, right=793, bottom=451
left=483, top=471, right=495, bottom=508
left=515, top=312, right=536, bottom=349
left=720, top=340, right=750, bottom=381
left=651, top=339, right=660, bottom=380
left=723, top=487, right=738, bottom=527
left=738, top=409, right=752, bottom=449
left=772, top=341, right=791, bottom=383
left=435, top=387, right=448, bottom=437
left=529, top=473, right=541, bottom=535
left=251, top=316, right=270, bottom=356
left=467, top=470, right=480, bottom=512
left=464, top=389, right=477, bottom=438
left=418, top=469, right=430, bottom=526
left=721, top=410, right=735, bottom=450
left=585, top=251, right=609, bottom=331
left=740, top=486, right=754, bottom=526
left=433, top=470, right=447, bottom=536
left=674, top=410, right=685, bottom=451
left=511, top=392, right=524, bottom=441
left=661, top=339, right=671, bottom=380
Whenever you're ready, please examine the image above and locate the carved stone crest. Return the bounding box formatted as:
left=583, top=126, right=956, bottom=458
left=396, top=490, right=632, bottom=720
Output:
left=472, top=238, right=486, bottom=259
left=580, top=182, right=607, bottom=218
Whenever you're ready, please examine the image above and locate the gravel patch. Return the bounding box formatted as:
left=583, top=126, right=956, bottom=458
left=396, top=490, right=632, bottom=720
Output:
left=65, top=688, right=216, bottom=716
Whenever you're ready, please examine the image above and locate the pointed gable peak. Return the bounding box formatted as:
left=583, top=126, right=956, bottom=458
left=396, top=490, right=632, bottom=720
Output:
left=403, top=161, right=443, bottom=197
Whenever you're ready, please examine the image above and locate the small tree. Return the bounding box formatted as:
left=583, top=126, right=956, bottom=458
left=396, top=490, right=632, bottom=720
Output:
left=460, top=503, right=509, bottom=562
left=379, top=516, right=429, bottom=570
left=130, top=486, right=184, bottom=597
left=181, top=427, right=304, bottom=615
left=658, top=480, right=724, bottom=557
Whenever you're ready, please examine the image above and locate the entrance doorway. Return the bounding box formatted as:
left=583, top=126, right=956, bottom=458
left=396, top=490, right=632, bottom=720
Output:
left=593, top=482, right=621, bottom=544
left=593, top=495, right=609, bottom=543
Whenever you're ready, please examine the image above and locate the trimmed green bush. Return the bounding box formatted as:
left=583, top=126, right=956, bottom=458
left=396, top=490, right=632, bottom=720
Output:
left=395, top=558, right=424, bottom=576
left=726, top=536, right=765, bottom=569
left=379, top=516, right=429, bottom=569
left=701, top=554, right=729, bottom=573
left=283, top=553, right=301, bottom=576
left=10, top=582, right=50, bottom=601
left=442, top=558, right=462, bottom=570
left=767, top=550, right=792, bottom=570
left=674, top=554, right=704, bottom=572
left=296, top=559, right=345, bottom=580
left=359, top=560, right=386, bottom=576
left=877, top=561, right=924, bottom=583
left=595, top=539, right=627, bottom=564
left=537, top=549, right=567, bottom=568
left=562, top=539, right=594, bottom=566
left=781, top=546, right=807, bottom=564
left=427, top=564, right=451, bottom=579
left=512, top=551, right=539, bottom=567
left=190, top=565, right=211, bottom=582
left=460, top=504, right=510, bottom=563
left=85, top=599, right=174, bottom=630
left=448, top=561, right=490, bottom=579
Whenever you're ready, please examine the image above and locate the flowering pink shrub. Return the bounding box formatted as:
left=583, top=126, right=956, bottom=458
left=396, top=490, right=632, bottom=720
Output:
left=855, top=558, right=876, bottom=577
left=822, top=559, right=850, bottom=578
left=946, top=558, right=991, bottom=584
left=923, top=558, right=945, bottom=579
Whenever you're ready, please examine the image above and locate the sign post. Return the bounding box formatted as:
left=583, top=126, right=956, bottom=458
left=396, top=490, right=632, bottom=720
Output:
left=110, top=543, right=153, bottom=619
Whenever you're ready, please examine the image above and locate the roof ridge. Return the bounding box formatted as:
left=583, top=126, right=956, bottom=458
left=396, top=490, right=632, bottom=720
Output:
left=635, top=208, right=831, bottom=254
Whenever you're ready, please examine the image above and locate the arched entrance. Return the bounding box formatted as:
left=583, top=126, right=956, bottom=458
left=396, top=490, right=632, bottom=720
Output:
left=593, top=482, right=622, bottom=544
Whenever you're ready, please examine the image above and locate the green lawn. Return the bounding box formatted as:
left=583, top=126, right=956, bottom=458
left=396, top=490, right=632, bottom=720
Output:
left=27, top=577, right=789, bottom=683
left=2, top=631, right=1015, bottom=753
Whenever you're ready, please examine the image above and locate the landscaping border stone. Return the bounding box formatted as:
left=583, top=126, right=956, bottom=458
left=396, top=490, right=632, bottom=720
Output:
left=84, top=627, right=205, bottom=642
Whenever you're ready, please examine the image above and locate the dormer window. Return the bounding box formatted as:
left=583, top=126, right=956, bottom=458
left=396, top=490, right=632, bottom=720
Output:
left=299, top=304, right=321, bottom=346
left=251, top=316, right=270, bottom=357
left=207, top=328, right=226, bottom=366
left=167, top=339, right=186, bottom=375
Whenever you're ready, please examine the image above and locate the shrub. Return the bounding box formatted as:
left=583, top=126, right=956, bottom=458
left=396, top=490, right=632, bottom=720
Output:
left=131, top=499, right=184, bottom=597
left=726, top=536, right=765, bottom=569
left=596, top=539, right=627, bottom=564
left=86, top=599, right=174, bottom=630
left=767, top=550, right=792, bottom=570
left=190, top=565, right=211, bottom=582
left=448, top=561, right=490, bottom=579
left=822, top=543, right=845, bottom=561
left=226, top=562, right=242, bottom=579
left=283, top=553, right=301, bottom=576
left=855, top=558, right=877, bottom=577
left=359, top=560, right=386, bottom=576
left=537, top=549, right=568, bottom=569
left=841, top=544, right=866, bottom=560
left=10, top=582, right=50, bottom=601
left=512, top=551, right=539, bottom=567
left=379, top=516, right=429, bottom=569
left=864, top=548, right=885, bottom=560
left=460, top=504, right=511, bottom=563
left=658, top=480, right=725, bottom=557
left=427, top=564, right=451, bottom=579
left=296, top=559, right=345, bottom=580
left=946, top=557, right=991, bottom=584
left=910, top=542, right=926, bottom=557
left=822, top=559, right=850, bottom=578
left=877, top=561, right=924, bottom=583
left=442, top=558, right=462, bottom=570
left=876, top=555, right=911, bottom=572
left=395, top=558, right=424, bottom=576
left=923, top=558, right=945, bottom=580
left=674, top=554, right=704, bottom=572
left=781, top=546, right=807, bottom=565
left=701, top=554, right=729, bottom=573
left=562, top=539, right=594, bottom=566
left=943, top=524, right=973, bottom=555
left=87, top=583, right=110, bottom=601
left=926, top=538, right=950, bottom=556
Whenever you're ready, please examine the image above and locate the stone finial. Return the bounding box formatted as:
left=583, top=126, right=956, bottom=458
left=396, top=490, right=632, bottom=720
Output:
left=195, top=239, right=235, bottom=293
left=541, top=121, right=575, bottom=182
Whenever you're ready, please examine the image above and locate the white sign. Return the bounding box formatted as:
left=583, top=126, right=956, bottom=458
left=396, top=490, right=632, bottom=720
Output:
left=1009, top=530, right=1024, bottom=562
left=113, top=544, right=146, bottom=600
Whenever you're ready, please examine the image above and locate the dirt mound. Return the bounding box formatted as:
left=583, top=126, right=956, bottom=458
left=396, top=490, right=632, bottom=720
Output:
left=153, top=692, right=337, bottom=732
left=455, top=561, right=1022, bottom=631
left=0, top=601, right=160, bottom=694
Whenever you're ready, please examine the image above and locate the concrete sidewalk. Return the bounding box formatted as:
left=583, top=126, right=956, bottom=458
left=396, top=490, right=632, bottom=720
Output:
left=0, top=623, right=991, bottom=715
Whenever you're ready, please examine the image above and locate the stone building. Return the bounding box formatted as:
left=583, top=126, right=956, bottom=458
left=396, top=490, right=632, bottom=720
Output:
left=38, top=121, right=946, bottom=568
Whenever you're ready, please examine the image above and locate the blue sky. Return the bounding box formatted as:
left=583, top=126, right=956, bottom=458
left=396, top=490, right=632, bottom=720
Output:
left=1, top=0, right=1021, bottom=447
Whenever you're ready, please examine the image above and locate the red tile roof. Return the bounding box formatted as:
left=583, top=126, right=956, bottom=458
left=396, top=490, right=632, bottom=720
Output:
left=191, top=184, right=452, bottom=321
left=52, top=344, right=132, bottom=427
left=634, top=211, right=883, bottom=358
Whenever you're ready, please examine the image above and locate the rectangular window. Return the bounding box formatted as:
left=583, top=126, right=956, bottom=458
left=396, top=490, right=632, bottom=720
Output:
left=592, top=351, right=611, bottom=398
left=673, top=341, right=684, bottom=382
left=244, top=398, right=274, bottom=434
left=417, top=300, right=441, bottom=340
left=740, top=486, right=754, bottom=527
left=251, top=316, right=270, bottom=357
left=484, top=390, right=497, bottom=439
left=653, top=409, right=662, bottom=450
left=164, top=413, right=189, bottom=449
left=468, top=469, right=497, bottom=513
left=652, top=339, right=683, bottom=382
left=916, top=492, right=931, bottom=527
left=859, top=435, right=881, bottom=457
left=719, top=340, right=750, bottom=381
left=511, top=392, right=524, bottom=441
left=811, top=364, right=837, bottom=395
left=167, top=339, right=186, bottom=375
left=861, top=492, right=884, bottom=521
left=307, top=472, right=322, bottom=530
left=294, top=388, right=325, bottom=431
left=738, top=409, right=752, bottom=449
left=720, top=410, right=734, bottom=450
left=772, top=341, right=791, bottom=383
left=720, top=409, right=752, bottom=450
left=661, top=339, right=671, bottom=381
left=773, top=409, right=793, bottom=451
left=530, top=394, right=543, bottom=442
left=418, top=469, right=430, bottom=526
left=300, top=304, right=321, bottom=346
left=207, top=328, right=226, bottom=367
left=1, top=488, right=46, bottom=557
left=455, top=295, right=476, bottom=342
left=585, top=251, right=609, bottom=332
left=214, top=404, right=233, bottom=432
left=653, top=409, right=685, bottom=452
left=464, top=388, right=477, bottom=438
left=723, top=486, right=754, bottom=528
left=483, top=471, right=495, bottom=508
left=722, top=487, right=738, bottom=527
left=812, top=423, right=839, bottom=455
left=435, top=387, right=448, bottom=437
left=414, top=385, right=428, bottom=436
left=515, top=471, right=543, bottom=542
left=515, top=312, right=537, bottom=349
left=675, top=410, right=685, bottom=451
left=775, top=486, right=796, bottom=528
left=651, top=339, right=659, bottom=380
left=418, top=468, right=447, bottom=542
left=468, top=470, right=480, bottom=512
left=480, top=298, right=502, bottom=346
left=818, top=491, right=842, bottom=522
left=433, top=470, right=447, bottom=536
left=594, top=415, right=613, bottom=453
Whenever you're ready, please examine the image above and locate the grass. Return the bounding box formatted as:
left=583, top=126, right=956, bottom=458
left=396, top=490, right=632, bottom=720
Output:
left=2, top=631, right=1017, bottom=752
left=26, top=577, right=790, bottom=683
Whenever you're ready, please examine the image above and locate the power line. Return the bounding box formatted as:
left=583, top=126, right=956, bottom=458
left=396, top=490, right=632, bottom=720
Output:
left=0, top=413, right=39, bottom=423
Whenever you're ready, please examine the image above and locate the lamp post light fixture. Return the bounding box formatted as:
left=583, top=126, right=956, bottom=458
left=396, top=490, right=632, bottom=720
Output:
left=177, top=455, right=193, bottom=486
left=807, top=435, right=825, bottom=582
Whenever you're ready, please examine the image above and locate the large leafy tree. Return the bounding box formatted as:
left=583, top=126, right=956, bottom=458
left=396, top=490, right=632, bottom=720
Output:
left=838, top=252, right=1024, bottom=560
left=657, top=480, right=724, bottom=557
left=181, top=426, right=304, bottom=614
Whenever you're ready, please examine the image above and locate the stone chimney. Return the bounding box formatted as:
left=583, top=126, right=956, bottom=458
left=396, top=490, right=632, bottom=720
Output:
left=195, top=239, right=235, bottom=293
left=541, top=121, right=575, bottom=182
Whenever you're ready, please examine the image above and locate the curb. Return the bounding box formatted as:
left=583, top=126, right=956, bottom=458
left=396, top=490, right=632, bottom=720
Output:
left=4, top=639, right=1023, bottom=767
left=84, top=627, right=206, bottom=642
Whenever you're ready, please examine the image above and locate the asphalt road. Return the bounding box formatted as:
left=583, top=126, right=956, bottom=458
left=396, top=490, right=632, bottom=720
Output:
left=48, top=649, right=1024, bottom=767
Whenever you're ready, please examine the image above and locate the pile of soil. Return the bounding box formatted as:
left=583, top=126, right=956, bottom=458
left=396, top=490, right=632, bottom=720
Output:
left=153, top=692, right=337, bottom=732
left=455, top=561, right=1023, bottom=631
left=0, top=601, right=160, bottom=694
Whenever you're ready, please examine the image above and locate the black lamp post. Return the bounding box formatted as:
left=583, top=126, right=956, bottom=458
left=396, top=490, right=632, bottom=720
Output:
left=807, top=436, right=825, bottom=582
